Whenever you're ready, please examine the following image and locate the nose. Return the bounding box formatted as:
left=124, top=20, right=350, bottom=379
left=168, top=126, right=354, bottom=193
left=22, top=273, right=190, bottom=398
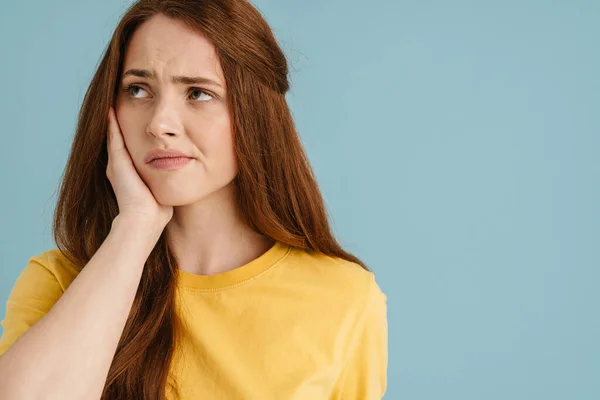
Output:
left=145, top=101, right=183, bottom=139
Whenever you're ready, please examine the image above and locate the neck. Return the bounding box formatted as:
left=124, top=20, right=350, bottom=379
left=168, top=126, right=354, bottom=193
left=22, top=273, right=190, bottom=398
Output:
left=164, top=182, right=273, bottom=276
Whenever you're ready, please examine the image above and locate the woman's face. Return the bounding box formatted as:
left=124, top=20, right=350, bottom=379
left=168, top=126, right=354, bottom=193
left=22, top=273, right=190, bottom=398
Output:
left=115, top=14, right=236, bottom=206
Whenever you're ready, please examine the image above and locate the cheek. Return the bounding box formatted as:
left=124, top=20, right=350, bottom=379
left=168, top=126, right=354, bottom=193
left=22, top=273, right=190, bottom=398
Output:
left=218, top=130, right=237, bottom=169
left=199, top=118, right=236, bottom=166
left=113, top=106, right=146, bottom=160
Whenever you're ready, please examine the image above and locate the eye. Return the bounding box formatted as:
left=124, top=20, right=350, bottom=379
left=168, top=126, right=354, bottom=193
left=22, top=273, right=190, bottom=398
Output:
left=189, top=88, right=213, bottom=102
left=122, top=84, right=214, bottom=102
left=123, top=84, right=148, bottom=99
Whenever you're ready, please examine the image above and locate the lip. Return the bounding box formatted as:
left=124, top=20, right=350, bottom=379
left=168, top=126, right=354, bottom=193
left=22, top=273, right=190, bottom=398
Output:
left=148, top=157, right=193, bottom=171
left=144, top=148, right=193, bottom=163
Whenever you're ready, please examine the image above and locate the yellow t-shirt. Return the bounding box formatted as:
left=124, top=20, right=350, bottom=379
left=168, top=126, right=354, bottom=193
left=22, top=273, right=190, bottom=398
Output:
left=0, top=240, right=388, bottom=399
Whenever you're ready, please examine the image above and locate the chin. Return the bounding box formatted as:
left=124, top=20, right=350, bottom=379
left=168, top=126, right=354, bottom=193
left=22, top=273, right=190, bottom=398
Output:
left=152, top=190, right=206, bottom=207
left=149, top=177, right=236, bottom=207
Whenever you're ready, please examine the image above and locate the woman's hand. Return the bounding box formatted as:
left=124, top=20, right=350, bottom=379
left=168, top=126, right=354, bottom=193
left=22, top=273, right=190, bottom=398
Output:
left=105, top=106, right=173, bottom=229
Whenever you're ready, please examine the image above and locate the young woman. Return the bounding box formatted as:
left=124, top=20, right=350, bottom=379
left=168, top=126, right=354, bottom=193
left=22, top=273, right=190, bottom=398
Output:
left=0, top=0, right=388, bottom=398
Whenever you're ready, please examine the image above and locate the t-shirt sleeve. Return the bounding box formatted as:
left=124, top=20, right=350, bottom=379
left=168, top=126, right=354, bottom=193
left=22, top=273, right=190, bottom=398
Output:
left=0, top=252, right=65, bottom=357
left=330, top=272, right=389, bottom=399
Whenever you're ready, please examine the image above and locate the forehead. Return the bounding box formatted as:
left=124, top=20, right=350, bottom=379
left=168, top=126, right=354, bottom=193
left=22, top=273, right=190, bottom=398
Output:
left=122, top=14, right=224, bottom=83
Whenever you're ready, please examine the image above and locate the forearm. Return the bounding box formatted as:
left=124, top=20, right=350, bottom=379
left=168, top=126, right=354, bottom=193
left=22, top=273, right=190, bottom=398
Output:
left=0, top=216, right=164, bottom=400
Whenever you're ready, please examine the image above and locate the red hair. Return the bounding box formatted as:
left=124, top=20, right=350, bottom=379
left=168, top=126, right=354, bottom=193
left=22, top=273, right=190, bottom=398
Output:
left=52, top=0, right=369, bottom=397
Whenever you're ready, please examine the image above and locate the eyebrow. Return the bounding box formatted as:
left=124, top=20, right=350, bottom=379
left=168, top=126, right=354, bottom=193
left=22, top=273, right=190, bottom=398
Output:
left=122, top=68, right=224, bottom=89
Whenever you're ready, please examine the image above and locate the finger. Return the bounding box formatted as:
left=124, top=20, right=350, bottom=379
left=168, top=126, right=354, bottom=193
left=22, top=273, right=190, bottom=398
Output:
left=107, top=107, right=126, bottom=152
left=106, top=108, right=112, bottom=147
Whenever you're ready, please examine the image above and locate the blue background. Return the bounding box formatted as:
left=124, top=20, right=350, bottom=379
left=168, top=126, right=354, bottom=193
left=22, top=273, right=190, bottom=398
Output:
left=1, top=1, right=599, bottom=398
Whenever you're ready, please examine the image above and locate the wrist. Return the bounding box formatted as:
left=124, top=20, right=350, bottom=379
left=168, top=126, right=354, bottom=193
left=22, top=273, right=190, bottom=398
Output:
left=111, top=215, right=165, bottom=243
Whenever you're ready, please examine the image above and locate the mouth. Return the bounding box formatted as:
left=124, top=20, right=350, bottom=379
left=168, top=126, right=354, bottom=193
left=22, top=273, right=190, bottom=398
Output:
left=144, top=148, right=193, bottom=163
left=148, top=156, right=193, bottom=162
left=148, top=156, right=193, bottom=170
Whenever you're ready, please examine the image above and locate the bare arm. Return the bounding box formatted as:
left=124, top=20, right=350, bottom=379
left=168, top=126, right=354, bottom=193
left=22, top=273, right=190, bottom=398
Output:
left=0, top=216, right=164, bottom=400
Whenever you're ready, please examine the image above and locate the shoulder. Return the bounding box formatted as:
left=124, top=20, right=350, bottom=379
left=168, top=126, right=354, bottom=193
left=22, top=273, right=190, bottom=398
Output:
left=23, top=248, right=81, bottom=292
left=0, top=249, right=80, bottom=357
left=282, top=245, right=386, bottom=315
left=287, top=245, right=383, bottom=291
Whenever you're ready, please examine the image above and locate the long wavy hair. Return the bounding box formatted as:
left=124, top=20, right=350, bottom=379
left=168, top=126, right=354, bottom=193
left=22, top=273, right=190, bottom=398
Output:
left=52, top=0, right=369, bottom=398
